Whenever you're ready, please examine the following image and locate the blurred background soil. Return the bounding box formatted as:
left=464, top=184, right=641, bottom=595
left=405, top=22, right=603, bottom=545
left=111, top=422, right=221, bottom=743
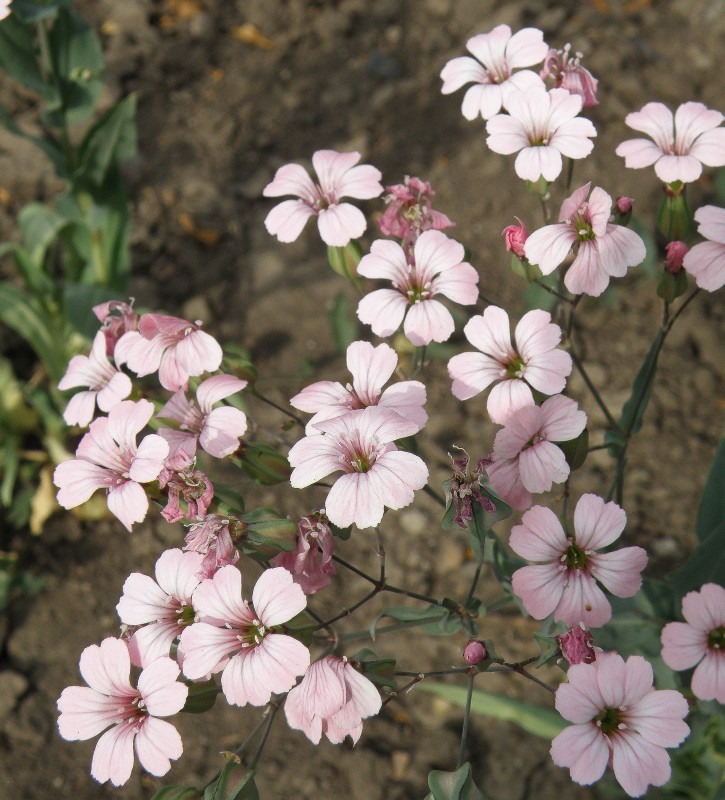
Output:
left=0, top=1, right=723, bottom=798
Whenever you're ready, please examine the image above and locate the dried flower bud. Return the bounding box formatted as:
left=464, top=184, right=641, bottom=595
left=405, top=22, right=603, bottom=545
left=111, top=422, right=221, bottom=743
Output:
left=463, top=640, right=488, bottom=665
left=665, top=240, right=689, bottom=274
left=502, top=217, right=528, bottom=258
left=540, top=44, right=598, bottom=108
left=558, top=625, right=596, bottom=665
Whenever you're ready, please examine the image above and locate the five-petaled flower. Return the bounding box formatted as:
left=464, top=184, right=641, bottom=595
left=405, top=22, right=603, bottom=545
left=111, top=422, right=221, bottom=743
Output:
left=551, top=652, right=689, bottom=797
left=510, top=494, right=648, bottom=628
left=356, top=230, right=479, bottom=346
left=524, top=182, right=647, bottom=296
left=288, top=406, right=429, bottom=529
left=440, top=25, right=548, bottom=120
left=57, top=638, right=188, bottom=787
left=285, top=655, right=382, bottom=744
left=661, top=582, right=725, bottom=704
left=682, top=205, right=725, bottom=291
left=53, top=399, right=169, bottom=531
left=291, top=340, right=427, bottom=435
left=180, top=566, right=310, bottom=706
left=616, top=101, right=725, bottom=184
left=486, top=87, right=597, bottom=182
left=448, top=305, right=572, bottom=424
left=263, top=150, right=383, bottom=247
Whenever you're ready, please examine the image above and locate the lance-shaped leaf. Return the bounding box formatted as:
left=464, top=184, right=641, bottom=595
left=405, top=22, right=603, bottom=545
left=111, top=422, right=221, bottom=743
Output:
left=204, top=763, right=259, bottom=800
left=425, top=763, right=487, bottom=800
left=695, top=439, right=725, bottom=541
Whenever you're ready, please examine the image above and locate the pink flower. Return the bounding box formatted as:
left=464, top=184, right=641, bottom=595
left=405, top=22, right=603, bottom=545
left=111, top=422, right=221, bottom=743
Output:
left=502, top=217, right=528, bottom=258
left=510, top=495, right=647, bottom=628
left=271, top=513, right=336, bottom=595
left=180, top=566, right=310, bottom=706
left=290, top=340, right=427, bottom=435
left=57, top=638, right=188, bottom=786
left=117, top=548, right=203, bottom=667
left=664, top=241, right=689, bottom=275
left=263, top=150, right=383, bottom=247
left=158, top=466, right=214, bottom=524
left=682, top=205, right=725, bottom=291
left=486, top=87, right=597, bottom=182
left=448, top=306, right=572, bottom=424
left=115, top=313, right=223, bottom=392
left=0, top=1, right=12, bottom=21
left=184, top=514, right=243, bottom=579
left=93, top=300, right=138, bottom=357
left=616, top=101, right=725, bottom=184
left=440, top=25, right=548, bottom=120
left=288, top=407, right=429, bottom=529
left=486, top=394, right=587, bottom=510
left=58, top=331, right=132, bottom=427
left=463, top=640, right=488, bottom=665
left=661, top=583, right=725, bottom=703
left=559, top=625, right=597, bottom=666
left=356, top=230, right=479, bottom=346
left=284, top=656, right=381, bottom=744
left=540, top=45, right=598, bottom=108
left=53, top=399, right=169, bottom=531
left=524, top=182, right=646, bottom=296
left=378, top=176, right=454, bottom=249
left=551, top=652, right=689, bottom=797
left=158, top=374, right=248, bottom=467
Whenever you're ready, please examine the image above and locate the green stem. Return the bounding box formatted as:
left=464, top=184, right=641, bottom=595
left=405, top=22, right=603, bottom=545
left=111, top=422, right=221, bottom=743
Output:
left=340, top=615, right=448, bottom=644
left=250, top=387, right=305, bottom=426
left=457, top=673, right=475, bottom=768
left=569, top=348, right=621, bottom=433
left=332, top=554, right=443, bottom=606
left=248, top=701, right=280, bottom=769
left=465, top=560, right=483, bottom=607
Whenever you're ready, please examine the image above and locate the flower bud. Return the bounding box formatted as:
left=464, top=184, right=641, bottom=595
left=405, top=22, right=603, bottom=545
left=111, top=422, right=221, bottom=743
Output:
left=463, top=640, right=488, bottom=665
left=558, top=625, right=596, bottom=665
left=664, top=240, right=689, bottom=275
left=613, top=196, right=633, bottom=225
left=502, top=218, right=528, bottom=258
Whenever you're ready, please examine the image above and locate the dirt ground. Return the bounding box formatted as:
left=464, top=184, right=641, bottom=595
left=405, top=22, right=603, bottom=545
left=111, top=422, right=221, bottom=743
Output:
left=0, top=1, right=723, bottom=798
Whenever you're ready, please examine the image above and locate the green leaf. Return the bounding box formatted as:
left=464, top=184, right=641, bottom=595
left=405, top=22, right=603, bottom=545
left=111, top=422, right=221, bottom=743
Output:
left=47, top=7, right=104, bottom=123
left=3, top=243, right=55, bottom=301
left=148, top=787, right=203, bottom=800
left=7, top=0, right=68, bottom=23
left=0, top=15, right=57, bottom=98
left=696, top=439, right=725, bottom=541
left=0, top=104, right=67, bottom=176
left=0, top=284, right=70, bottom=381
left=615, top=330, right=664, bottom=441
left=18, top=201, right=71, bottom=269
left=204, top=764, right=259, bottom=800
left=181, top=678, right=219, bottom=714
left=371, top=603, right=462, bottom=639
left=669, top=520, right=725, bottom=599
left=327, top=291, right=359, bottom=354
left=425, top=763, right=487, bottom=800
left=419, top=683, right=566, bottom=739
left=75, top=94, right=137, bottom=187
left=63, top=283, right=121, bottom=338
left=351, top=648, right=397, bottom=689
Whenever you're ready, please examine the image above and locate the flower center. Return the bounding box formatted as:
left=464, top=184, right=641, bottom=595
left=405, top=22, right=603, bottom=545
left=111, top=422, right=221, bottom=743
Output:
left=563, top=541, right=588, bottom=570
left=237, top=618, right=267, bottom=648
left=708, top=626, right=725, bottom=650
left=573, top=213, right=595, bottom=241
left=595, top=706, right=624, bottom=735
left=506, top=357, right=526, bottom=380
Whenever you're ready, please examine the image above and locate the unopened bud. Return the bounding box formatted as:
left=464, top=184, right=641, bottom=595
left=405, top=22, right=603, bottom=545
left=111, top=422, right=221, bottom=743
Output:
left=664, top=240, right=689, bottom=275
left=558, top=625, right=596, bottom=665
left=502, top=217, right=528, bottom=258
left=463, top=640, right=487, bottom=665
left=613, top=196, right=633, bottom=225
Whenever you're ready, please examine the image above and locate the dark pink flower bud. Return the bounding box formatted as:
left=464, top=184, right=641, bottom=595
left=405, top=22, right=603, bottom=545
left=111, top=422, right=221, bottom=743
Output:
left=502, top=217, right=528, bottom=258
left=540, top=45, right=598, bottom=108
left=558, top=625, right=596, bottom=665
left=463, top=640, right=488, bottom=665
left=614, top=196, right=634, bottom=225
left=665, top=240, right=689, bottom=274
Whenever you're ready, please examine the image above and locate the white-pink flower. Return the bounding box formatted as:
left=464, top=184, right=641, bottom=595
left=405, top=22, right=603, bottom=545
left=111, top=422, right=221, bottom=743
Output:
left=116, top=548, right=204, bottom=667
left=158, top=374, right=248, bottom=467
left=57, top=638, right=188, bottom=787
left=58, top=330, right=132, bottom=427
left=180, top=566, right=310, bottom=707
left=291, top=340, right=427, bottom=435
left=285, top=656, right=382, bottom=744
left=486, top=87, right=597, bottom=182
left=0, top=1, right=11, bottom=21
left=524, top=182, right=646, bottom=296
left=682, top=205, right=725, bottom=291
left=616, top=101, right=725, bottom=184
left=263, top=150, right=383, bottom=247
left=551, top=652, right=689, bottom=797
left=661, top=583, right=725, bottom=704
left=510, top=495, right=648, bottom=628
left=447, top=306, right=572, bottom=424
left=356, top=230, right=479, bottom=346
left=53, top=399, right=169, bottom=531
left=115, top=313, right=223, bottom=392
left=440, top=25, right=547, bottom=120
left=487, top=394, right=587, bottom=510
left=288, top=406, right=429, bottom=529
left=271, top=514, right=336, bottom=595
